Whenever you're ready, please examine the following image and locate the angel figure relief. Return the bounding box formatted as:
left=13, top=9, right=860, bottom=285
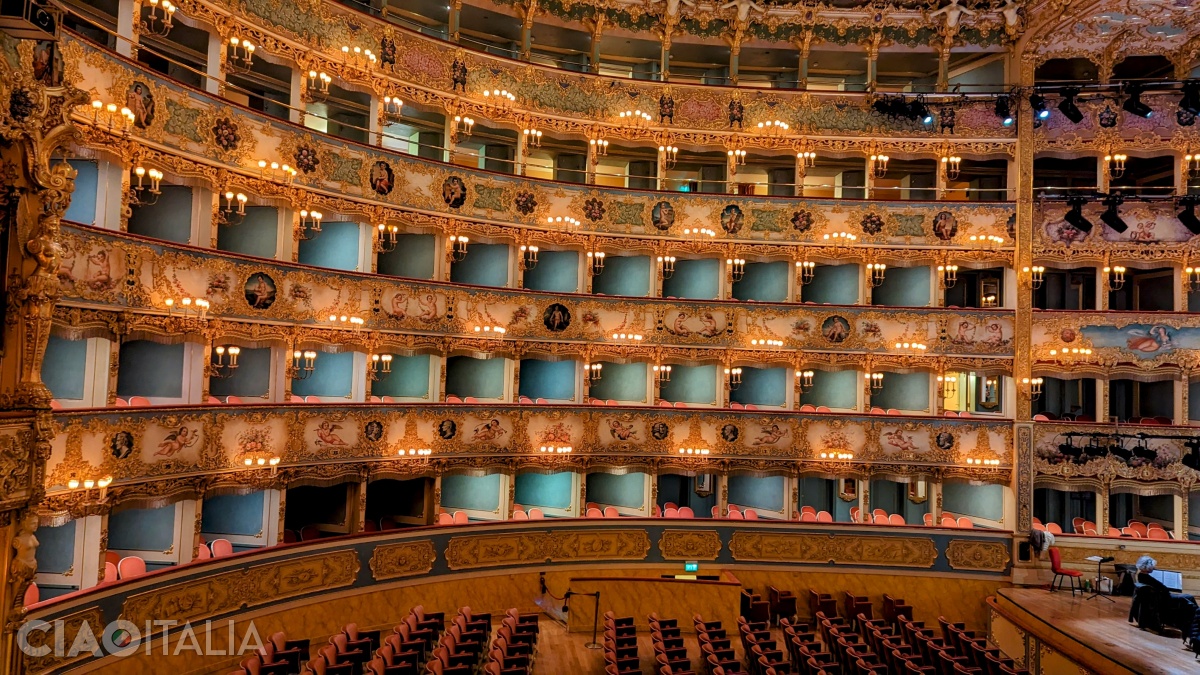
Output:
left=315, top=421, right=348, bottom=446
left=155, top=426, right=199, bottom=457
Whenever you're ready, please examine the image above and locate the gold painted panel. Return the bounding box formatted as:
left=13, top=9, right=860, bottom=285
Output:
left=370, top=540, right=438, bottom=581
left=444, top=529, right=650, bottom=570
left=659, top=529, right=723, bottom=561
left=946, top=540, right=1011, bottom=572
left=729, top=531, right=938, bottom=568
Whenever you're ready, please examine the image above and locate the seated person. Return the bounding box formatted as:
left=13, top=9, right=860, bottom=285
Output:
left=1132, top=555, right=1198, bottom=646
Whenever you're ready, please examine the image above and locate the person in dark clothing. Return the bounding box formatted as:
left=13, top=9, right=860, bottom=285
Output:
left=1135, top=555, right=1198, bottom=646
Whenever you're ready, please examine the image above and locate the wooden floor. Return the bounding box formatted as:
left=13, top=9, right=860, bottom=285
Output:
left=532, top=619, right=754, bottom=675
left=999, top=587, right=1198, bottom=675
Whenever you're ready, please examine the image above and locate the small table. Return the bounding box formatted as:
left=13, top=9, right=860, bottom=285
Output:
left=1085, top=555, right=1114, bottom=602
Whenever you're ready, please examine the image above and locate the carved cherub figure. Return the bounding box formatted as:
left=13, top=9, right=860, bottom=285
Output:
left=652, top=0, right=695, bottom=21
left=930, top=0, right=977, bottom=30
left=721, top=0, right=764, bottom=25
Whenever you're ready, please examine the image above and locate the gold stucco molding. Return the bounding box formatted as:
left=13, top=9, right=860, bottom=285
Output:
left=729, top=531, right=938, bottom=568
left=444, top=528, right=650, bottom=570
left=659, top=529, right=722, bottom=561
left=370, top=540, right=438, bottom=581
left=946, top=539, right=1011, bottom=572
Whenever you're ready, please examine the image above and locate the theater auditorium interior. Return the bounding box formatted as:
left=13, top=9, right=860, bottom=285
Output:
left=1, top=0, right=1200, bottom=672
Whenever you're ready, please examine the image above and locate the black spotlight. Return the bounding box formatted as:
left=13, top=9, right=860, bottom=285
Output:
left=1132, top=442, right=1157, bottom=464
left=1058, top=439, right=1082, bottom=461
left=908, top=96, right=933, bottom=125
left=1180, top=79, right=1200, bottom=115
left=872, top=96, right=892, bottom=117
left=1109, top=442, right=1133, bottom=463
left=1179, top=196, right=1200, bottom=234
left=994, top=95, right=1014, bottom=126
left=1122, top=83, right=1152, bottom=118
left=1057, top=87, right=1083, bottom=123
left=1100, top=193, right=1127, bottom=233
left=1083, top=440, right=1108, bottom=459
left=1029, top=93, right=1049, bottom=120
left=1064, top=196, right=1092, bottom=232
left=1183, top=439, right=1200, bottom=471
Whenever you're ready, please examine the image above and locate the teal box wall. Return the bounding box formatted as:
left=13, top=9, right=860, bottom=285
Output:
left=518, top=359, right=576, bottom=401
left=656, top=474, right=717, bottom=516
left=117, top=340, right=184, bottom=398
left=728, top=475, right=786, bottom=513
left=799, top=370, right=859, bottom=409
left=441, top=474, right=502, bottom=512
left=42, top=336, right=88, bottom=400
left=659, top=365, right=717, bottom=405
left=586, top=472, right=646, bottom=509
left=64, top=160, right=98, bottom=225
left=870, top=372, right=928, bottom=411
left=377, top=234, right=437, bottom=279
left=451, top=243, right=509, bottom=287
left=201, top=491, right=266, bottom=537
left=872, top=266, right=931, bottom=307
left=943, top=481, right=1003, bottom=522
left=514, top=472, right=574, bottom=510
left=523, top=250, right=579, bottom=293
left=371, top=354, right=431, bottom=398
left=208, top=346, right=272, bottom=399
left=593, top=256, right=651, bottom=297
left=732, top=261, right=789, bottom=302
left=291, top=350, right=355, bottom=398
left=662, top=258, right=720, bottom=300
left=108, top=505, right=176, bottom=551
left=445, top=356, right=506, bottom=399
left=34, top=520, right=77, bottom=575
left=803, top=264, right=858, bottom=304
left=298, top=221, right=361, bottom=271
left=128, top=186, right=193, bottom=243
left=731, top=367, right=787, bottom=406
left=217, top=206, right=279, bottom=259
left=587, top=362, right=648, bottom=402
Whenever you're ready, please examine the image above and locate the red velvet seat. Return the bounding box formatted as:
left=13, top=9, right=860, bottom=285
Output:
left=1048, top=547, right=1082, bottom=595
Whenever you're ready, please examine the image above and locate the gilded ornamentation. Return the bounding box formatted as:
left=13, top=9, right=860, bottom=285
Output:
left=369, top=540, right=438, bottom=580
left=729, top=531, right=938, bottom=568
left=946, top=539, right=1011, bottom=572
left=21, top=606, right=104, bottom=675
left=658, top=529, right=722, bottom=560
left=443, top=529, right=650, bottom=570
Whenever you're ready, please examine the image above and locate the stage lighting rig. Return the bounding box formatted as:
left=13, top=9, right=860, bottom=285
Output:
left=1122, top=83, right=1152, bottom=118
left=1057, top=87, right=1083, bottom=124
left=1179, top=196, right=1200, bottom=235
left=1100, top=193, right=1127, bottom=233
left=1064, top=195, right=1092, bottom=232
left=994, top=95, right=1014, bottom=126
left=1030, top=93, right=1050, bottom=120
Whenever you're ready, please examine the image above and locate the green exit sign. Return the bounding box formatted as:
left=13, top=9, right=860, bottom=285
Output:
left=684, top=561, right=699, bottom=573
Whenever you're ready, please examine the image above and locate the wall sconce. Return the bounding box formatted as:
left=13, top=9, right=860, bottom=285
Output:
left=400, top=447, right=433, bottom=457
left=981, top=293, right=998, bottom=308
left=519, top=244, right=539, bottom=270
left=727, top=257, right=746, bottom=282
left=375, top=223, right=399, bottom=253
left=684, top=227, right=716, bottom=239
left=659, top=144, right=679, bottom=169
left=451, top=115, right=474, bottom=142
left=304, top=70, right=331, bottom=102
left=1048, top=347, right=1092, bottom=362
left=658, top=255, right=676, bottom=279
left=725, top=367, right=743, bottom=390
left=964, top=457, right=1001, bottom=467
left=482, top=88, right=516, bottom=111
left=219, top=190, right=248, bottom=226
left=474, top=325, right=508, bottom=337
left=893, top=341, right=927, bottom=353
left=1104, top=265, right=1126, bottom=290
left=797, top=369, right=814, bottom=391
left=1105, top=152, right=1127, bottom=179
left=545, top=216, right=580, bottom=228
left=290, top=349, right=317, bottom=380
left=590, top=138, right=609, bottom=157
left=382, top=95, right=404, bottom=123
left=541, top=445, right=573, bottom=454
left=869, top=153, right=889, bottom=178
left=618, top=109, right=651, bottom=129
left=611, top=332, right=644, bottom=341
left=864, top=372, right=884, bottom=392
left=127, top=165, right=163, bottom=207
left=66, top=475, right=114, bottom=501
left=797, top=150, right=817, bottom=168
left=89, top=100, right=135, bottom=133
left=368, top=353, right=393, bottom=381
left=938, top=264, right=958, bottom=288
left=1186, top=265, right=1200, bottom=290
left=140, top=0, right=176, bottom=36
left=340, top=44, right=376, bottom=68
left=823, top=231, right=858, bottom=246
left=583, top=362, right=602, bottom=383
left=587, top=250, right=605, bottom=276
left=242, top=454, right=281, bottom=470
left=227, top=37, right=256, bottom=73
left=328, top=314, right=365, bottom=330
left=942, top=155, right=961, bottom=180
left=796, top=260, right=815, bottom=285
left=164, top=296, right=209, bottom=317
left=1021, top=376, right=1043, bottom=400
left=654, top=364, right=672, bottom=383
left=755, top=120, right=789, bottom=136
left=937, top=373, right=957, bottom=398
left=750, top=339, right=783, bottom=347
left=969, top=234, right=1005, bottom=246
left=522, top=127, right=542, bottom=148
left=257, top=160, right=296, bottom=184
left=298, top=208, right=323, bottom=240
left=727, top=148, right=747, bottom=166
left=1186, top=152, right=1200, bottom=180
left=866, top=263, right=887, bottom=288
left=208, top=344, right=240, bottom=379
left=678, top=446, right=710, bottom=455
left=1022, top=265, right=1045, bottom=289
left=450, top=235, right=469, bottom=262
left=818, top=451, right=853, bottom=460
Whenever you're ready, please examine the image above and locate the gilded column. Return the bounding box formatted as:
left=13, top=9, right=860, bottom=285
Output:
left=448, top=0, right=463, bottom=42
left=518, top=0, right=538, bottom=61
left=1013, top=50, right=1037, bottom=533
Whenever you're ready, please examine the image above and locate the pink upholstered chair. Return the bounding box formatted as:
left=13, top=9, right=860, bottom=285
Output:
left=195, top=544, right=212, bottom=560
left=815, top=406, right=831, bottom=413
left=941, top=515, right=958, bottom=527
left=743, top=509, right=759, bottom=520
left=586, top=508, right=604, bottom=518
left=956, top=516, right=974, bottom=529
left=800, top=512, right=817, bottom=522
left=603, top=506, right=620, bottom=518
left=801, top=506, right=817, bottom=515
left=128, top=396, right=152, bottom=407
left=211, top=538, right=234, bottom=557
left=799, top=404, right=816, bottom=412
left=512, top=510, right=528, bottom=520
left=1147, top=528, right=1171, bottom=540
left=873, top=514, right=890, bottom=525
left=816, top=511, right=833, bottom=523
left=23, top=582, right=38, bottom=608
left=452, top=511, right=469, bottom=524
left=437, top=512, right=454, bottom=525
left=727, top=510, right=744, bottom=520
left=304, top=395, right=322, bottom=403
left=117, top=556, right=147, bottom=580
left=103, top=561, right=118, bottom=583
left=663, top=507, right=679, bottom=518
left=889, top=514, right=905, bottom=526
left=369, top=395, right=382, bottom=402
left=445, top=395, right=462, bottom=403
left=527, top=508, right=544, bottom=520
left=923, top=513, right=933, bottom=526
left=113, top=398, right=129, bottom=407
left=677, top=507, right=694, bottom=518
left=1046, top=522, right=1063, bottom=534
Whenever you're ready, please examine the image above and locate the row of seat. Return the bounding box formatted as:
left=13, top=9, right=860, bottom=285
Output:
left=1032, top=516, right=1174, bottom=539
left=604, top=611, right=640, bottom=675
left=651, top=613, right=692, bottom=675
